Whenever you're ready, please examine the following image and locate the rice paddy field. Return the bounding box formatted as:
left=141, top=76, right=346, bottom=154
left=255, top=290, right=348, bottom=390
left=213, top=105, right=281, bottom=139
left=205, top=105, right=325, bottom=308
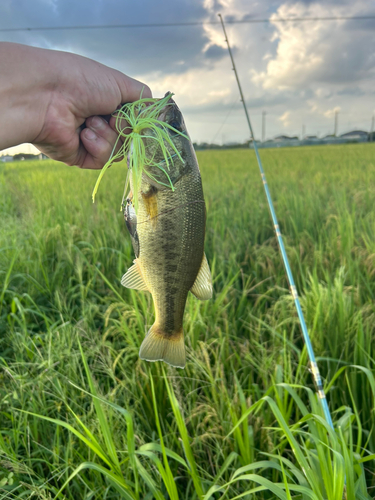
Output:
left=1, top=143, right=375, bottom=499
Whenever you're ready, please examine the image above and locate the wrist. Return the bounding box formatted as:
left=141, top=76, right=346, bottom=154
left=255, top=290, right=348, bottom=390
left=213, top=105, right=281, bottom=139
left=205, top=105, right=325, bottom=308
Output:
left=0, top=43, right=53, bottom=150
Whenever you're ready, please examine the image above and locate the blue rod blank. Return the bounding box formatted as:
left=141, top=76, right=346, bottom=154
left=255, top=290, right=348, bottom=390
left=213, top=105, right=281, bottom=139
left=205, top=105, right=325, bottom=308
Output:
left=219, top=13, right=334, bottom=429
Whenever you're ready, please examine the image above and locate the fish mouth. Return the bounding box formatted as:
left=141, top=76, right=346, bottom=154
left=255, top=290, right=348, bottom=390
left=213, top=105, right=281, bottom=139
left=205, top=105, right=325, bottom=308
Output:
left=157, top=92, right=185, bottom=134
left=157, top=91, right=175, bottom=122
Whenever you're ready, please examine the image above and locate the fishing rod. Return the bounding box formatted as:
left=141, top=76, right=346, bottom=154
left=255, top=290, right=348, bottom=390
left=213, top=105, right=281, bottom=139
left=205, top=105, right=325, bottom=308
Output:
left=218, top=13, right=334, bottom=430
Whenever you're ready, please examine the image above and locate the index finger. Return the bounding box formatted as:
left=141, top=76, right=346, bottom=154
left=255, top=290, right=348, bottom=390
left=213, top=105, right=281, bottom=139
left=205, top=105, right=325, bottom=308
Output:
left=114, top=72, right=153, bottom=103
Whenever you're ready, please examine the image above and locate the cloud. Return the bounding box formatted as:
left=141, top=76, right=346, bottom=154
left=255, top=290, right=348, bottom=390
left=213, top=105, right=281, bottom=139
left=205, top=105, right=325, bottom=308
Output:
left=0, top=0, right=218, bottom=77
left=207, top=89, right=231, bottom=97
left=278, top=110, right=291, bottom=127
left=314, top=88, right=333, bottom=99
left=203, top=44, right=227, bottom=59
left=324, top=106, right=341, bottom=118
left=307, top=101, right=341, bottom=118
left=252, top=1, right=375, bottom=90
left=337, top=87, right=366, bottom=97
left=1, top=0, right=375, bottom=146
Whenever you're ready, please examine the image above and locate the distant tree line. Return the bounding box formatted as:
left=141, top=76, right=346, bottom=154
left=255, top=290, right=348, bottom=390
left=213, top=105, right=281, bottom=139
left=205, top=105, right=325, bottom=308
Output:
left=12, top=153, right=41, bottom=161
left=194, top=131, right=375, bottom=151
left=193, top=141, right=250, bottom=150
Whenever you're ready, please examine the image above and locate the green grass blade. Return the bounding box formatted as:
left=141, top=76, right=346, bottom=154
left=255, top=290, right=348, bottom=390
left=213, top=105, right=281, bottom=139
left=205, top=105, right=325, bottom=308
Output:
left=163, top=369, right=204, bottom=498
left=53, top=462, right=137, bottom=500
left=150, top=374, right=179, bottom=500
left=78, top=340, right=121, bottom=473
left=15, top=409, right=112, bottom=467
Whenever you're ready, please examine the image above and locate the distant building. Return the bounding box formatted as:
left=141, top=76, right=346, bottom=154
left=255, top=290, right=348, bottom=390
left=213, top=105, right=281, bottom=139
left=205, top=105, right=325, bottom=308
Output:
left=273, top=135, right=299, bottom=142
left=339, top=130, right=368, bottom=141
left=0, top=155, right=13, bottom=162
left=210, top=128, right=374, bottom=151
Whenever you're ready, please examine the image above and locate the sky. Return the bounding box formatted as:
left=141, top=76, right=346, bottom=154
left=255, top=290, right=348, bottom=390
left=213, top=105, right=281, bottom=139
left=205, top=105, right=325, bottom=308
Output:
left=1, top=0, right=375, bottom=155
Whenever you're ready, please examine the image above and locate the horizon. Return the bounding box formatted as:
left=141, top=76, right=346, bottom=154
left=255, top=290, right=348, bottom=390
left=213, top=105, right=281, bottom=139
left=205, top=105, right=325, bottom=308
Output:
left=1, top=125, right=372, bottom=158
left=1, top=0, right=375, bottom=156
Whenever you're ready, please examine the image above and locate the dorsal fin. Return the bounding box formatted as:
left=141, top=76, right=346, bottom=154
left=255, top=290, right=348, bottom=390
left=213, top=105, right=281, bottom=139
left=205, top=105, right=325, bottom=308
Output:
left=190, top=253, right=212, bottom=300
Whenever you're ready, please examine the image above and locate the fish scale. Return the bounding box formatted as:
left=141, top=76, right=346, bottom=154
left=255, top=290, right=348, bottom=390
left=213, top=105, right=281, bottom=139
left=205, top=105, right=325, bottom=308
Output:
left=121, top=95, right=212, bottom=368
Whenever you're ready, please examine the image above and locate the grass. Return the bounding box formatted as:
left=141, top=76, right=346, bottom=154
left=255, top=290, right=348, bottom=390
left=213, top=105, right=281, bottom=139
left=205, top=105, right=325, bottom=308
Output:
left=0, top=143, right=375, bottom=498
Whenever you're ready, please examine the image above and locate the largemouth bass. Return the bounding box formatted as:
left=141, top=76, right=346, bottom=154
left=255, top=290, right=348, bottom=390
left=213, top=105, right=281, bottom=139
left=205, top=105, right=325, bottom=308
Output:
left=121, top=93, right=212, bottom=368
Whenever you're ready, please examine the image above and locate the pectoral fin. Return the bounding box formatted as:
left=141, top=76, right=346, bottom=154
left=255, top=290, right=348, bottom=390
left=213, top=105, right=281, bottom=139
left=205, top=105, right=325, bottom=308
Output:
left=190, top=253, right=212, bottom=300
left=121, top=260, right=149, bottom=291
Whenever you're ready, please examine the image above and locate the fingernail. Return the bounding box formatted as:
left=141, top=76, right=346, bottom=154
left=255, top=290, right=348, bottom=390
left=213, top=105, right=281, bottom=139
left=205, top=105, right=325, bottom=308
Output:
left=91, top=116, right=104, bottom=130
left=85, top=129, right=96, bottom=140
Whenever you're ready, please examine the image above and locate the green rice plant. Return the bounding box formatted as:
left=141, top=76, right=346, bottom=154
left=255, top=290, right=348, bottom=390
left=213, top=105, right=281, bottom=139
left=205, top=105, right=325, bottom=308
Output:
left=1, top=145, right=375, bottom=497
left=14, top=347, right=374, bottom=500
left=220, top=385, right=373, bottom=499
left=11, top=341, right=208, bottom=499
left=18, top=344, right=140, bottom=499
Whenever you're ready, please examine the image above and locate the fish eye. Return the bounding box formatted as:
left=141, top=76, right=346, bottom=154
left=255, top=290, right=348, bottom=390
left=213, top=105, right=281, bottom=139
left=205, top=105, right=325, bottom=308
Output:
left=170, top=120, right=182, bottom=131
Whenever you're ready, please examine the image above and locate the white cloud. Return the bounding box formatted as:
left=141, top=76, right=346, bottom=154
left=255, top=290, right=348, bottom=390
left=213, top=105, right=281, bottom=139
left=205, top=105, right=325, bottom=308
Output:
left=1, top=0, right=375, bottom=145
left=252, top=1, right=375, bottom=90
left=308, top=101, right=319, bottom=113
left=146, top=65, right=237, bottom=112
left=279, top=111, right=291, bottom=127
left=315, top=88, right=333, bottom=98
left=307, top=101, right=343, bottom=120
left=207, top=89, right=231, bottom=97
left=324, top=106, right=341, bottom=118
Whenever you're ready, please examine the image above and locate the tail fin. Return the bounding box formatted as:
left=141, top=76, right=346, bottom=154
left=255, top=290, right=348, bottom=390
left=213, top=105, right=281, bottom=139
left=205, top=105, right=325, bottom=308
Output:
left=139, top=324, right=186, bottom=369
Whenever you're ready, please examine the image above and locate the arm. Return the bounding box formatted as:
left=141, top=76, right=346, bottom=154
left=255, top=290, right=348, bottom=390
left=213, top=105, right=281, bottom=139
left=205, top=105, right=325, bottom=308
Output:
left=0, top=42, right=151, bottom=168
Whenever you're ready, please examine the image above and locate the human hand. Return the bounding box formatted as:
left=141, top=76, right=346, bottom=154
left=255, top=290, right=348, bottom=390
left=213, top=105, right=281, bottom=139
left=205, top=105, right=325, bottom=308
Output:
left=0, top=42, right=152, bottom=169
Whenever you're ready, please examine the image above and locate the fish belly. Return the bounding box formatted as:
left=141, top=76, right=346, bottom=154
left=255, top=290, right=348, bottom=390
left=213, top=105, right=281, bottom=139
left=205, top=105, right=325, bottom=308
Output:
left=137, top=170, right=205, bottom=367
